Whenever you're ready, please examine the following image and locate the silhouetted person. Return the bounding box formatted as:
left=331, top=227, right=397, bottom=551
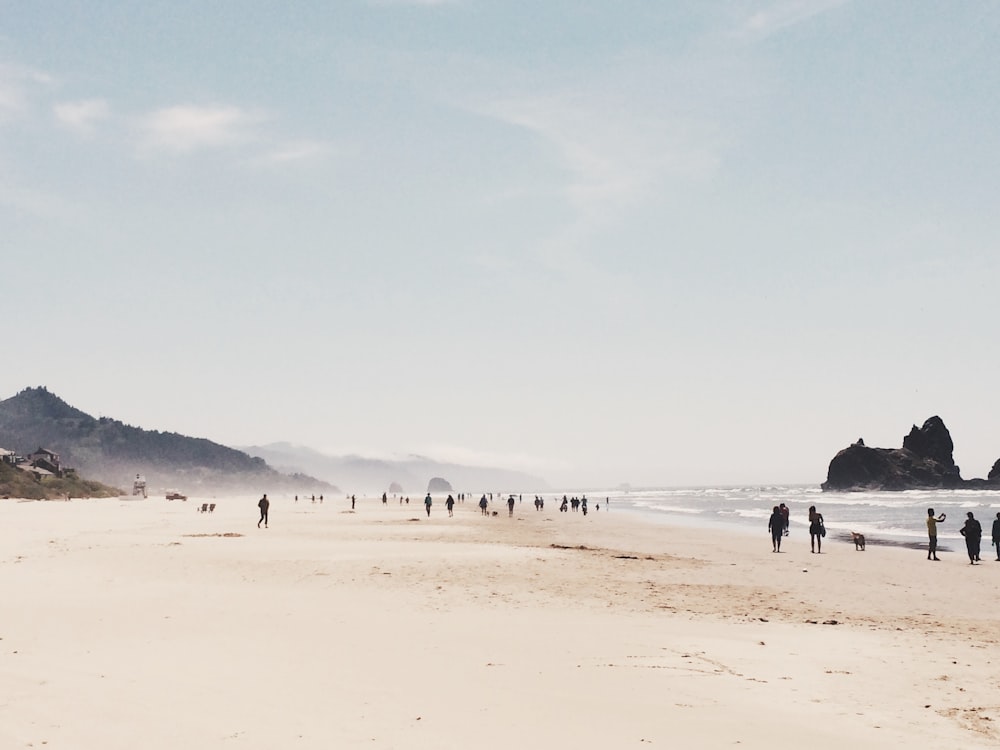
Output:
left=808, top=505, right=824, bottom=553
left=351, top=495, right=356, bottom=510
left=479, top=495, right=488, bottom=515
left=446, top=494, right=455, bottom=517
left=768, top=505, right=783, bottom=552
left=993, top=512, right=1000, bottom=561
left=779, top=503, right=790, bottom=536
left=507, top=495, right=515, bottom=517
left=258, top=494, right=270, bottom=528
left=960, top=511, right=982, bottom=564
left=927, top=508, right=946, bottom=561
left=424, top=493, right=432, bottom=517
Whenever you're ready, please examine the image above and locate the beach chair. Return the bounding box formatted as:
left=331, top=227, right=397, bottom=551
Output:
left=208, top=503, right=216, bottom=512
left=199, top=503, right=209, bottom=513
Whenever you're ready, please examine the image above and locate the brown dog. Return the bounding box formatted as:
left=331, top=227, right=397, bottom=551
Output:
left=851, top=532, right=866, bottom=551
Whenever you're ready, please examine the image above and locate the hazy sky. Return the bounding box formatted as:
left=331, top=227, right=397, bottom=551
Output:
left=3, top=1, right=999, bottom=488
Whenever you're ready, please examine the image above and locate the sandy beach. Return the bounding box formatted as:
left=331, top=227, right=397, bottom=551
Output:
left=2, top=494, right=998, bottom=749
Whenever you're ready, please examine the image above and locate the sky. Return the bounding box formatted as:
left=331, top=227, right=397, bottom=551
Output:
left=2, top=0, right=999, bottom=488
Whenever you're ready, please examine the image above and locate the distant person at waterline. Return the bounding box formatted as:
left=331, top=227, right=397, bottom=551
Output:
left=768, top=506, right=784, bottom=552
left=993, top=513, right=1000, bottom=561
left=926, top=508, right=946, bottom=561
left=257, top=494, right=270, bottom=529
left=960, top=512, right=982, bottom=565
left=479, top=495, right=488, bottom=515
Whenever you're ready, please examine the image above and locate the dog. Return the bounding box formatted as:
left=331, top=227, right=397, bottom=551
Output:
left=491, top=511, right=499, bottom=517
left=851, top=532, right=866, bottom=551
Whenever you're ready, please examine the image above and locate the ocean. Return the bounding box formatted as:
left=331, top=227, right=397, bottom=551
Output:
left=560, top=486, right=1000, bottom=550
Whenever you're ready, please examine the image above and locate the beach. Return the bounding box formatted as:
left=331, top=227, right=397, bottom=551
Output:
left=2, top=494, right=999, bottom=749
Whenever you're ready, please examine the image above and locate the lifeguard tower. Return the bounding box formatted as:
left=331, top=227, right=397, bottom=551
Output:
left=132, top=474, right=147, bottom=498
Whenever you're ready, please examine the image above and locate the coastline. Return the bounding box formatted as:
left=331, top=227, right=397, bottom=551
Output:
left=2, top=494, right=998, bottom=748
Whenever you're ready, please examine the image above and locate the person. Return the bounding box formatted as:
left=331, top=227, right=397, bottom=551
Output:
left=446, top=494, right=455, bottom=517
left=382, top=492, right=387, bottom=505
left=926, top=508, right=946, bottom=561
left=959, top=511, right=982, bottom=564
left=258, top=494, right=270, bottom=528
left=779, top=503, right=790, bottom=536
left=808, top=505, right=824, bottom=554
left=992, top=512, right=1000, bottom=561
left=479, top=495, right=489, bottom=515
left=351, top=494, right=356, bottom=510
left=424, top=493, right=432, bottom=517
left=507, top=495, right=515, bottom=517
left=768, top=505, right=784, bottom=552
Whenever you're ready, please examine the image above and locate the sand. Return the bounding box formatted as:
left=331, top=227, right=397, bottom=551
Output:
left=2, top=494, right=998, bottom=749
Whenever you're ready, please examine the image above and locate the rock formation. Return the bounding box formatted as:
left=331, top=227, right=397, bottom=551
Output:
left=822, top=416, right=997, bottom=491
left=427, top=476, right=453, bottom=493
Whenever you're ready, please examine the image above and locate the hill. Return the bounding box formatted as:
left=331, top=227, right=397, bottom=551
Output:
left=0, top=387, right=334, bottom=496
left=241, top=442, right=548, bottom=495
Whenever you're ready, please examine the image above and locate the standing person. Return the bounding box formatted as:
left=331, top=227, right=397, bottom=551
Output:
left=808, top=505, right=825, bottom=554
left=351, top=494, right=356, bottom=510
left=257, top=494, right=270, bottom=529
left=768, top=505, right=784, bottom=552
left=424, top=493, right=432, bottom=517
left=507, top=495, right=515, bottom=517
left=779, top=503, right=790, bottom=536
left=446, top=494, right=455, bottom=517
left=479, top=495, right=488, bottom=515
left=926, top=508, right=946, bottom=561
left=992, top=512, right=1000, bottom=561
left=960, top=511, right=983, bottom=564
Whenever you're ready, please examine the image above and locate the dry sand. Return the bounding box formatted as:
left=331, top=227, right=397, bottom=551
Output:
left=2, top=494, right=999, bottom=749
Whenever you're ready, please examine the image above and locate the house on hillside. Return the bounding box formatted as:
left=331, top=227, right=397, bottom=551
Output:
left=0, top=448, right=17, bottom=465
left=28, top=447, right=62, bottom=477
left=18, top=464, right=55, bottom=481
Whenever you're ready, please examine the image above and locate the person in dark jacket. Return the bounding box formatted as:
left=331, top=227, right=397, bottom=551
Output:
left=768, top=506, right=784, bottom=552
left=959, top=511, right=982, bottom=564
left=993, top=512, right=1000, bottom=562
left=258, top=494, right=270, bottom=528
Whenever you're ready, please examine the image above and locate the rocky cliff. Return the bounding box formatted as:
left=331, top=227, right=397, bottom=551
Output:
left=822, top=416, right=998, bottom=491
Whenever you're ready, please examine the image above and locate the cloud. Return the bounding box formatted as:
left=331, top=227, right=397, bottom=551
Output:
left=53, top=98, right=109, bottom=134
left=250, top=139, right=335, bottom=166
left=137, top=104, right=263, bottom=153
left=737, top=0, right=850, bottom=39
left=0, top=63, right=54, bottom=122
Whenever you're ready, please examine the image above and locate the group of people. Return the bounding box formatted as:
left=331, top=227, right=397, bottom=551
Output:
left=927, top=508, right=1000, bottom=564
left=767, top=503, right=825, bottom=553
left=765, top=503, right=1000, bottom=563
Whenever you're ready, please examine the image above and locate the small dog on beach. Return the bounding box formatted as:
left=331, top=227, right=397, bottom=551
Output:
left=851, top=532, right=866, bottom=551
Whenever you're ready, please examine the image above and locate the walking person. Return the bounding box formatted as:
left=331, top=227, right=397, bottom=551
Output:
left=926, top=508, right=946, bottom=561
left=960, top=511, right=982, bottom=564
left=424, top=493, right=432, bottom=517
left=257, top=494, right=270, bottom=528
left=779, top=503, right=790, bottom=536
left=507, top=495, right=515, bottom=517
left=768, top=505, right=784, bottom=552
left=446, top=494, right=455, bottom=517
left=993, top=512, right=1000, bottom=561
left=808, top=505, right=825, bottom=554
left=479, top=495, right=488, bottom=515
